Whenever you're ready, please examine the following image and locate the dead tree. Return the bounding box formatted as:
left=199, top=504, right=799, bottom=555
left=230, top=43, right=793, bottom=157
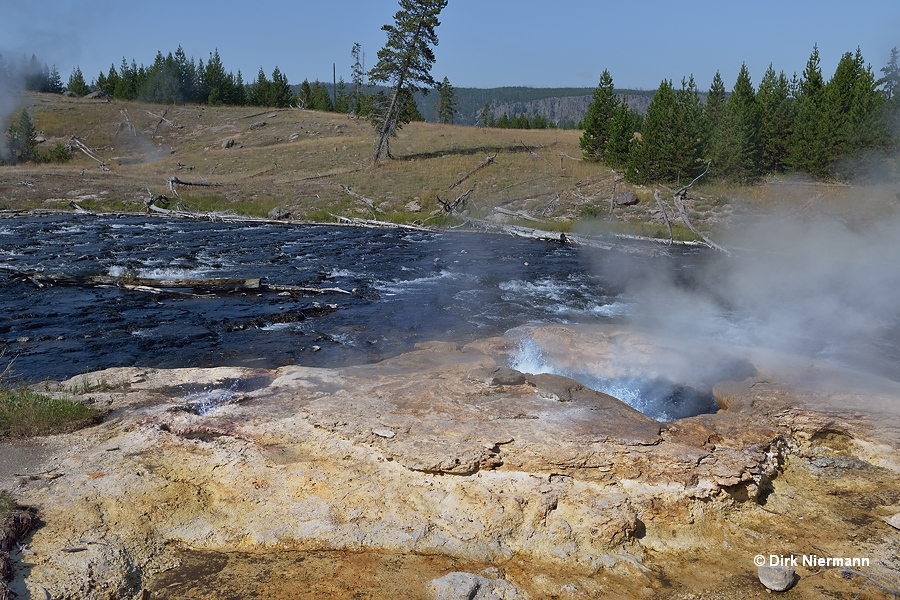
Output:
left=167, top=176, right=221, bottom=198
left=149, top=109, right=180, bottom=136
left=448, top=154, right=495, bottom=190
left=436, top=185, right=475, bottom=214
left=661, top=162, right=730, bottom=254
left=340, top=185, right=379, bottom=212
left=116, top=108, right=136, bottom=136
left=70, top=137, right=109, bottom=170
left=653, top=190, right=674, bottom=243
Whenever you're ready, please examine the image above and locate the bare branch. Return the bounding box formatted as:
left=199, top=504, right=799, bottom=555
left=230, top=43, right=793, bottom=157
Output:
left=653, top=189, right=674, bottom=243
left=70, top=137, right=109, bottom=171
left=437, top=185, right=475, bottom=214
left=340, top=185, right=380, bottom=213
left=449, top=154, right=495, bottom=190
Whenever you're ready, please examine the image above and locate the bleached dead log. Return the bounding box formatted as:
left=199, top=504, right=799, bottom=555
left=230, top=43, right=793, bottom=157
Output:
left=70, top=137, right=109, bottom=170
left=265, top=284, right=352, bottom=295
left=518, top=140, right=556, bottom=168
left=340, top=185, right=379, bottom=212
left=541, top=192, right=560, bottom=216
left=148, top=109, right=180, bottom=136
left=653, top=189, right=674, bottom=243
left=437, top=185, right=475, bottom=214
left=492, top=207, right=545, bottom=223
left=448, top=154, right=495, bottom=190
left=666, top=162, right=729, bottom=254
left=0, top=266, right=351, bottom=297
left=328, top=214, right=434, bottom=232
left=69, top=201, right=90, bottom=214
left=116, top=109, right=136, bottom=137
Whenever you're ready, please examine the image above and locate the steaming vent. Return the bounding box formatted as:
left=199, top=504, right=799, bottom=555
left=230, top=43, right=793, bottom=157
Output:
left=511, top=337, right=755, bottom=422
left=174, top=376, right=271, bottom=415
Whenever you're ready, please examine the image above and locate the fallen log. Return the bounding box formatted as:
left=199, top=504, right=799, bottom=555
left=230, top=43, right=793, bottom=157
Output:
left=492, top=207, right=545, bottom=223
left=149, top=109, right=181, bottom=136
left=70, top=136, right=109, bottom=171
left=665, top=162, right=729, bottom=254
left=448, top=154, right=495, bottom=190
left=167, top=176, right=222, bottom=198
left=436, top=186, right=475, bottom=214
left=0, top=267, right=352, bottom=296
left=328, top=214, right=434, bottom=232
left=340, top=185, right=380, bottom=212
left=653, top=189, right=674, bottom=243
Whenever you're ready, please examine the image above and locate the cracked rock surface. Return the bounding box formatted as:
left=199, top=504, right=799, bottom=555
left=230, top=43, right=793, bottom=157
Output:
left=4, top=325, right=900, bottom=599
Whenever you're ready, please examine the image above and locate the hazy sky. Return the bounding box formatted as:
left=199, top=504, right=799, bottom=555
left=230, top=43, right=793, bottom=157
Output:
left=4, top=0, right=900, bottom=91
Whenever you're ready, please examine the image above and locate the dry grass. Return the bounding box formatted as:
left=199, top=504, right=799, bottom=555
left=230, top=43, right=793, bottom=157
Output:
left=2, top=92, right=897, bottom=238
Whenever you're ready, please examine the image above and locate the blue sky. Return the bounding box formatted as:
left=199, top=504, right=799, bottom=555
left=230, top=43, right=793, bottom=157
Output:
left=4, top=0, right=900, bottom=91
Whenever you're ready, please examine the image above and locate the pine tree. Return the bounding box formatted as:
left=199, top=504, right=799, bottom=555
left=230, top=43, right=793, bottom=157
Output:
left=368, top=0, right=448, bottom=163
left=756, top=64, right=792, bottom=173
left=632, top=79, right=679, bottom=182
left=113, top=57, right=138, bottom=100
left=204, top=49, right=232, bottom=105
left=335, top=78, right=350, bottom=113
left=878, top=47, right=900, bottom=153
left=103, top=64, right=120, bottom=95
left=605, top=102, right=641, bottom=169
left=5, top=109, right=37, bottom=164
left=67, top=66, right=90, bottom=96
left=269, top=67, right=293, bottom=108
left=787, top=45, right=827, bottom=175
left=579, top=69, right=618, bottom=161
left=437, top=76, right=457, bottom=124
left=47, top=65, right=64, bottom=94
left=878, top=46, right=900, bottom=100
left=704, top=71, right=727, bottom=168
left=672, top=75, right=705, bottom=181
left=476, top=103, right=494, bottom=128
left=250, top=68, right=270, bottom=106
left=298, top=80, right=312, bottom=109
left=174, top=46, right=197, bottom=103
left=719, top=63, right=761, bottom=181
left=824, top=48, right=885, bottom=178
left=310, top=81, right=334, bottom=111
left=234, top=70, right=247, bottom=105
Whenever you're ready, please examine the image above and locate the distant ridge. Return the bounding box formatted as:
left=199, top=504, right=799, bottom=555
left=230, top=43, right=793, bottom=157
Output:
left=307, top=83, right=655, bottom=126
left=414, top=86, right=655, bottom=126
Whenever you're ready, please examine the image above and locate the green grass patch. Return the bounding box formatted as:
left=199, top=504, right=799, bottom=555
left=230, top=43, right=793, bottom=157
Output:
left=0, top=387, right=102, bottom=439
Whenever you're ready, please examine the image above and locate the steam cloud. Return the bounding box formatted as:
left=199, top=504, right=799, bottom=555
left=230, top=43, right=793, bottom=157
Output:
left=600, top=203, right=900, bottom=381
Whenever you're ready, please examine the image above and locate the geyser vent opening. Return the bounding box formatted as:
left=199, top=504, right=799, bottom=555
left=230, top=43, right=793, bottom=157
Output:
left=511, top=337, right=733, bottom=422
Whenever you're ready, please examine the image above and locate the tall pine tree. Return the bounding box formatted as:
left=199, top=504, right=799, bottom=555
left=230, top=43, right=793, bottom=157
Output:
left=605, top=102, right=641, bottom=169
left=579, top=70, right=618, bottom=161
left=437, top=76, right=457, bottom=124
left=787, top=45, right=827, bottom=175
left=719, top=63, right=761, bottom=181
left=627, top=79, right=678, bottom=183
left=756, top=64, right=792, bottom=173
left=672, top=75, right=705, bottom=181
left=368, top=0, right=448, bottom=163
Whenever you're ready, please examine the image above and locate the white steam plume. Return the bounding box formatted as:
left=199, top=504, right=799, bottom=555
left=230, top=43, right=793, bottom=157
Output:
left=598, top=202, right=900, bottom=381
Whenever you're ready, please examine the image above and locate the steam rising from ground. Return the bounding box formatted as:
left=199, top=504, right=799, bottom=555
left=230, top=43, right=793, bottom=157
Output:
left=604, top=203, right=900, bottom=381
left=0, top=68, right=22, bottom=162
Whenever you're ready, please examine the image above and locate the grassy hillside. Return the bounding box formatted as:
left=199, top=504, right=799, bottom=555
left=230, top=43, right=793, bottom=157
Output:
left=1, top=93, right=893, bottom=238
